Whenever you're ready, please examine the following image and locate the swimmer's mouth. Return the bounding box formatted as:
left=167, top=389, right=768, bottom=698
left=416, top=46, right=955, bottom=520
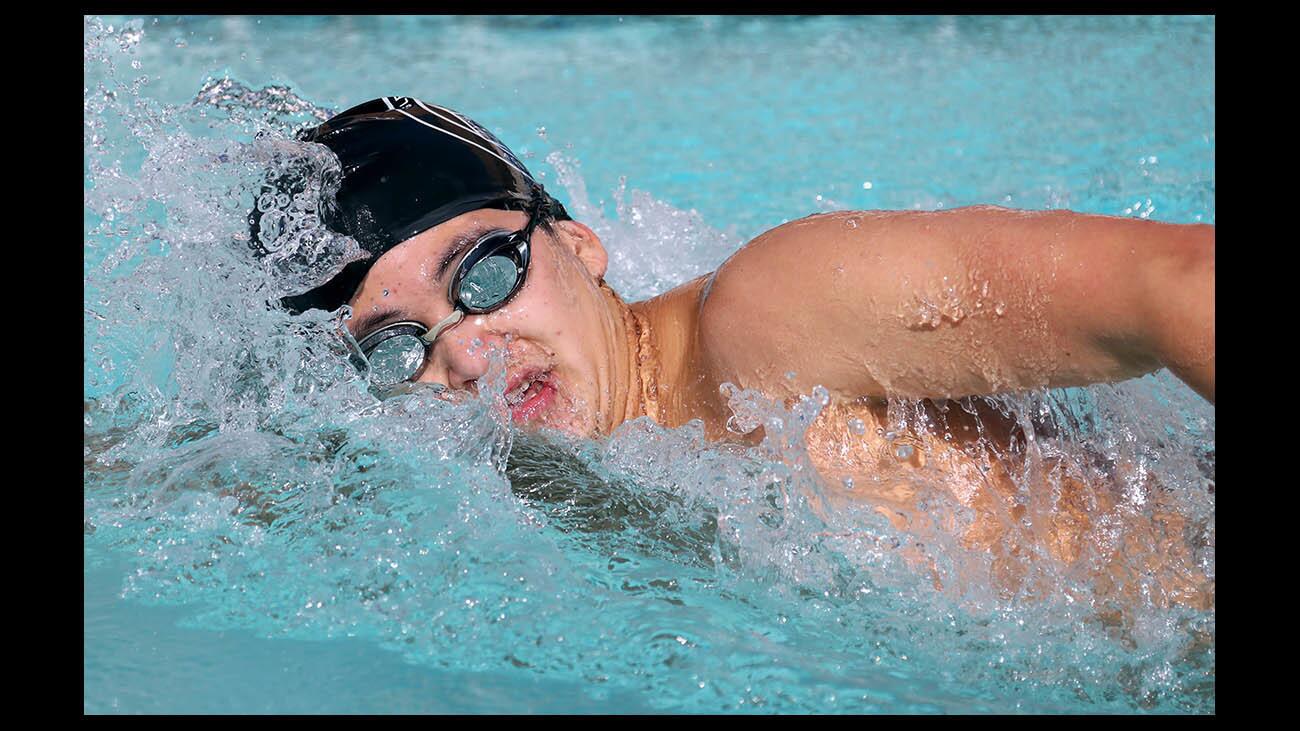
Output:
left=504, top=369, right=556, bottom=422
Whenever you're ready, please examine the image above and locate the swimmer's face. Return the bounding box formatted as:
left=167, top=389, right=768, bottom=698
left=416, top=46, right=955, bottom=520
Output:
left=345, top=208, right=616, bottom=436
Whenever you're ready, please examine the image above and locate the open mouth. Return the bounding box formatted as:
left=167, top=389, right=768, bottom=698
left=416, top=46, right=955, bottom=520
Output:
left=504, top=369, right=557, bottom=423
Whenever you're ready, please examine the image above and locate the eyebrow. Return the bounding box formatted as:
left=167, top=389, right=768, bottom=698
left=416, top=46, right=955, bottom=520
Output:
left=435, top=224, right=502, bottom=282
left=351, top=307, right=417, bottom=341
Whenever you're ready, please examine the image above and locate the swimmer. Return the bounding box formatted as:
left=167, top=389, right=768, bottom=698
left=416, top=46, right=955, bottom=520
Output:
left=254, top=97, right=1214, bottom=605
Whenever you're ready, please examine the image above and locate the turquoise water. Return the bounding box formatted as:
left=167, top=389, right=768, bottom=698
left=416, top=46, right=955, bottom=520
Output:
left=84, top=15, right=1214, bottom=713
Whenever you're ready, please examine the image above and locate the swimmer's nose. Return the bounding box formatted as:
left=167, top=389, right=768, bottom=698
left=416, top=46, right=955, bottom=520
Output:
left=418, top=314, right=502, bottom=393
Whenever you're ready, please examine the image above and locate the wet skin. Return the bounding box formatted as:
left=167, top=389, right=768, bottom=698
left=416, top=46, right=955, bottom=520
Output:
left=346, top=209, right=649, bottom=435
left=345, top=204, right=1215, bottom=605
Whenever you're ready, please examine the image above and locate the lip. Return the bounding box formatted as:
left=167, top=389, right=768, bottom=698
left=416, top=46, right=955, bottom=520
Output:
left=505, top=367, right=557, bottom=424
left=505, top=367, right=545, bottom=399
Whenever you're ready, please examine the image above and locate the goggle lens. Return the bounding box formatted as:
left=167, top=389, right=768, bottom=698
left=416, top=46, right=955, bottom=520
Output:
left=459, top=252, right=520, bottom=310
left=366, top=332, right=428, bottom=386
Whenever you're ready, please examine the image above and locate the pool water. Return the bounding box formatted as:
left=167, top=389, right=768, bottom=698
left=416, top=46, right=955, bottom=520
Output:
left=84, top=15, right=1214, bottom=713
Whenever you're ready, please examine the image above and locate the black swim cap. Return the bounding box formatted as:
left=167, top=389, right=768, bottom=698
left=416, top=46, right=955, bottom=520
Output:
left=254, top=96, right=569, bottom=314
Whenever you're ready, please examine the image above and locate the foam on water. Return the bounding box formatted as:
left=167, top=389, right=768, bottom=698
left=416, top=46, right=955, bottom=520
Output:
left=84, top=17, right=1213, bottom=713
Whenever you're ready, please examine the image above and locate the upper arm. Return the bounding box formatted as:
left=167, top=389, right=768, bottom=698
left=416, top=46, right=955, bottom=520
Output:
left=697, top=206, right=1211, bottom=401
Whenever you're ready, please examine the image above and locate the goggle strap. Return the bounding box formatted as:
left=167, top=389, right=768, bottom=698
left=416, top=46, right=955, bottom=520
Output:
left=336, top=310, right=371, bottom=371
left=523, top=185, right=547, bottom=239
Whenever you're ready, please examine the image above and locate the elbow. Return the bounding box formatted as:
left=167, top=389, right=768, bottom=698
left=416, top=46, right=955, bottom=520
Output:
left=1141, top=222, right=1214, bottom=400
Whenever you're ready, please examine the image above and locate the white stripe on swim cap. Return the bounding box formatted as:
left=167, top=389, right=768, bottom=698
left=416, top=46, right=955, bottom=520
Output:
left=412, top=99, right=480, bottom=139
left=381, top=97, right=395, bottom=110
left=410, top=98, right=533, bottom=178
left=391, top=106, right=534, bottom=182
left=418, top=99, right=530, bottom=176
left=411, top=99, right=533, bottom=181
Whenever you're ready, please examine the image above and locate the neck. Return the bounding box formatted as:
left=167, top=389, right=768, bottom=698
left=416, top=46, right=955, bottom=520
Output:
left=600, top=282, right=660, bottom=432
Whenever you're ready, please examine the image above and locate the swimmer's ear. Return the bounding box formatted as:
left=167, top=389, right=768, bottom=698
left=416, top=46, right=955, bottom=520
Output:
left=552, top=220, right=608, bottom=280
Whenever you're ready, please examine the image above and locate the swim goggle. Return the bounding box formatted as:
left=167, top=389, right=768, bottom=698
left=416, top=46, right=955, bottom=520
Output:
left=341, top=203, right=541, bottom=388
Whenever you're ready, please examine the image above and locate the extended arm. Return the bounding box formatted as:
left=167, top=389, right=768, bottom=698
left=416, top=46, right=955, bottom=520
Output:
left=697, top=206, right=1214, bottom=403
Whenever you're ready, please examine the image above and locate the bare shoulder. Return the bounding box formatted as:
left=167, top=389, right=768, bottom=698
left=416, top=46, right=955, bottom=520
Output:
left=693, top=205, right=1214, bottom=402
left=694, top=209, right=960, bottom=396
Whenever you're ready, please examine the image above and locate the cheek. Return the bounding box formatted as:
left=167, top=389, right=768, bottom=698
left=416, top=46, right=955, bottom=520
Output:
left=541, top=247, right=593, bottom=305
left=509, top=254, right=592, bottom=327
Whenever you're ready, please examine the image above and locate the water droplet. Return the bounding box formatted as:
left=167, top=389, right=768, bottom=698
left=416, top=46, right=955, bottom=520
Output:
left=994, top=302, right=1007, bottom=317
left=848, top=418, right=865, bottom=435
left=862, top=181, right=873, bottom=190
left=785, top=371, right=797, bottom=381
left=894, top=444, right=914, bottom=461
left=382, top=289, right=389, bottom=297
left=842, top=476, right=855, bottom=490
